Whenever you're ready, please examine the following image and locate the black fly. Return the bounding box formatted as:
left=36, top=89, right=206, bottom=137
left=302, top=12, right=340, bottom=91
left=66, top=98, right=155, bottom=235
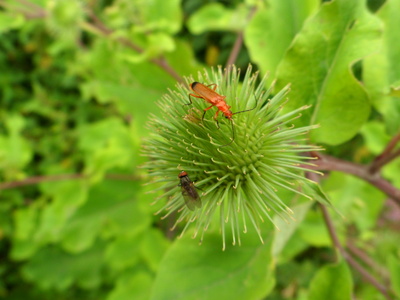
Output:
left=178, top=171, right=201, bottom=211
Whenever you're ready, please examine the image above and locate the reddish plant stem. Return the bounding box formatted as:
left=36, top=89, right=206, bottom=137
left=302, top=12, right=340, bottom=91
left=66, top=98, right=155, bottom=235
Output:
left=369, top=133, right=400, bottom=174
left=0, top=174, right=142, bottom=190
left=307, top=172, right=393, bottom=299
left=85, top=9, right=183, bottom=83
left=347, top=241, right=390, bottom=282
left=318, top=203, right=393, bottom=300
left=0, top=0, right=46, bottom=18
left=225, top=32, right=244, bottom=68
left=225, top=6, right=257, bottom=68
left=305, top=153, right=400, bottom=207
left=7, top=0, right=183, bottom=82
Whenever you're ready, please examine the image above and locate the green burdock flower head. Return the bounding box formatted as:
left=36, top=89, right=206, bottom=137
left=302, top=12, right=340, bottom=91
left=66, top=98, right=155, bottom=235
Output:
left=142, top=65, right=321, bottom=250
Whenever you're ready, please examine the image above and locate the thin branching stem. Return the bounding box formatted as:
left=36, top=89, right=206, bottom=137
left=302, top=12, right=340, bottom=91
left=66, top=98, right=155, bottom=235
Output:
left=318, top=202, right=393, bottom=300
left=306, top=172, right=393, bottom=299
left=225, top=6, right=257, bottom=68
left=347, top=240, right=390, bottom=282
left=305, top=153, right=400, bottom=206
left=369, top=132, right=400, bottom=174
left=84, top=7, right=183, bottom=82
left=4, top=0, right=183, bottom=82
left=0, top=174, right=143, bottom=190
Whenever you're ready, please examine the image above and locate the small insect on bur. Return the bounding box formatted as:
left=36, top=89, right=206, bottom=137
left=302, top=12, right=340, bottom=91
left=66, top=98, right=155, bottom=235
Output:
left=186, top=82, right=258, bottom=147
left=178, top=171, right=201, bottom=211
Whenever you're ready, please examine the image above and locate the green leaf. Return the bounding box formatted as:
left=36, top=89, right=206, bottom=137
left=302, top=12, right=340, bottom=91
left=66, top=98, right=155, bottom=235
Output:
left=298, top=210, right=331, bottom=247
left=77, top=118, right=137, bottom=180
left=123, top=33, right=176, bottom=63
left=107, top=271, right=153, bottom=300
left=164, top=40, right=204, bottom=77
left=275, top=231, right=309, bottom=263
left=276, top=0, right=382, bottom=145
left=308, top=260, right=353, bottom=300
left=140, top=229, right=170, bottom=273
left=59, top=180, right=150, bottom=252
left=11, top=205, right=40, bottom=260
left=0, top=114, right=32, bottom=178
left=364, top=0, right=400, bottom=134
left=22, top=245, right=104, bottom=290
left=12, top=182, right=88, bottom=257
left=272, top=201, right=313, bottom=257
left=132, top=0, right=182, bottom=34
left=33, top=181, right=88, bottom=243
left=360, top=121, right=392, bottom=154
left=323, top=172, right=385, bottom=232
left=382, top=158, right=400, bottom=188
left=151, top=232, right=275, bottom=300
left=389, top=84, right=400, bottom=97
left=355, top=285, right=384, bottom=300
left=244, top=0, right=319, bottom=83
left=76, top=40, right=175, bottom=130
left=105, top=234, right=143, bottom=272
left=187, top=3, right=248, bottom=34
left=388, top=255, right=400, bottom=298
left=0, top=12, right=24, bottom=32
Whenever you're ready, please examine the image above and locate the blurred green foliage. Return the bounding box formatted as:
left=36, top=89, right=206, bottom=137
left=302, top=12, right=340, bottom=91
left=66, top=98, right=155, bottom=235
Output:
left=0, top=0, right=399, bottom=299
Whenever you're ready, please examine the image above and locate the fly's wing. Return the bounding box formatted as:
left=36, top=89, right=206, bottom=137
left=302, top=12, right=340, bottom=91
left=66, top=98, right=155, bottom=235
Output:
left=180, top=181, right=202, bottom=211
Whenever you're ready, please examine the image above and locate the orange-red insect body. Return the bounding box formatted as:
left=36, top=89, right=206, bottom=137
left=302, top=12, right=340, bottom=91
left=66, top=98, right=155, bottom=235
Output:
left=189, top=82, right=233, bottom=121
left=187, top=82, right=256, bottom=146
left=178, top=171, right=201, bottom=211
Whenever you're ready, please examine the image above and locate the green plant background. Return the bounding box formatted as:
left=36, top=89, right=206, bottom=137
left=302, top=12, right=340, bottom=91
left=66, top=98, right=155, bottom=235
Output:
left=0, top=0, right=399, bottom=300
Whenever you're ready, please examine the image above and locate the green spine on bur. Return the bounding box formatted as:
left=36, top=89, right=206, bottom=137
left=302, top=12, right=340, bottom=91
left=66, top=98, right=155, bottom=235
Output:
left=142, top=65, right=321, bottom=250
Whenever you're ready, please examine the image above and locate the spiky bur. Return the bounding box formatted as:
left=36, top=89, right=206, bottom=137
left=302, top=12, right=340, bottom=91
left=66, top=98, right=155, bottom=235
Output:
left=142, top=65, right=321, bottom=250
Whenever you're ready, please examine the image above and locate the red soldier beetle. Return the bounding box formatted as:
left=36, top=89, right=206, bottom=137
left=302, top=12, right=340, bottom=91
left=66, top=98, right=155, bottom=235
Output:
left=186, top=82, right=257, bottom=147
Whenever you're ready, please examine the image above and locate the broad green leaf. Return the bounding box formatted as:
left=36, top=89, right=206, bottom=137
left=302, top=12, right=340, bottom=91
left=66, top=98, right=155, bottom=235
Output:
left=22, top=244, right=104, bottom=290
left=356, top=285, right=385, bottom=300
left=77, top=118, right=137, bottom=180
left=12, top=181, right=88, bottom=258
left=151, top=232, right=275, bottom=300
left=272, top=201, right=313, bottom=257
left=13, top=205, right=39, bottom=241
left=0, top=114, right=32, bottom=179
left=140, top=229, right=170, bottom=272
left=59, top=180, right=150, bottom=252
left=364, top=0, right=400, bottom=135
left=11, top=205, right=40, bottom=260
left=360, top=121, right=392, bottom=154
left=132, top=0, right=182, bottom=34
left=33, top=181, right=88, bottom=243
left=308, top=260, right=353, bottom=300
left=298, top=209, right=331, bottom=247
left=389, top=86, right=400, bottom=97
left=187, top=3, right=248, bottom=34
left=388, top=255, right=400, bottom=298
left=244, top=0, right=319, bottom=83
left=123, top=33, right=176, bottom=63
left=323, top=172, right=385, bottom=232
left=105, top=0, right=181, bottom=34
left=276, top=0, right=382, bottom=145
left=0, top=12, right=24, bottom=32
left=105, top=233, right=143, bottom=271
left=164, top=39, right=204, bottom=77
left=107, top=271, right=153, bottom=300
left=76, top=39, right=175, bottom=135
left=382, top=158, right=400, bottom=188
left=275, top=231, right=309, bottom=263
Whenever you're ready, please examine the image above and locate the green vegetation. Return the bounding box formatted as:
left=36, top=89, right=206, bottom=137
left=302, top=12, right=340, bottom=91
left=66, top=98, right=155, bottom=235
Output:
left=0, top=0, right=399, bottom=299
